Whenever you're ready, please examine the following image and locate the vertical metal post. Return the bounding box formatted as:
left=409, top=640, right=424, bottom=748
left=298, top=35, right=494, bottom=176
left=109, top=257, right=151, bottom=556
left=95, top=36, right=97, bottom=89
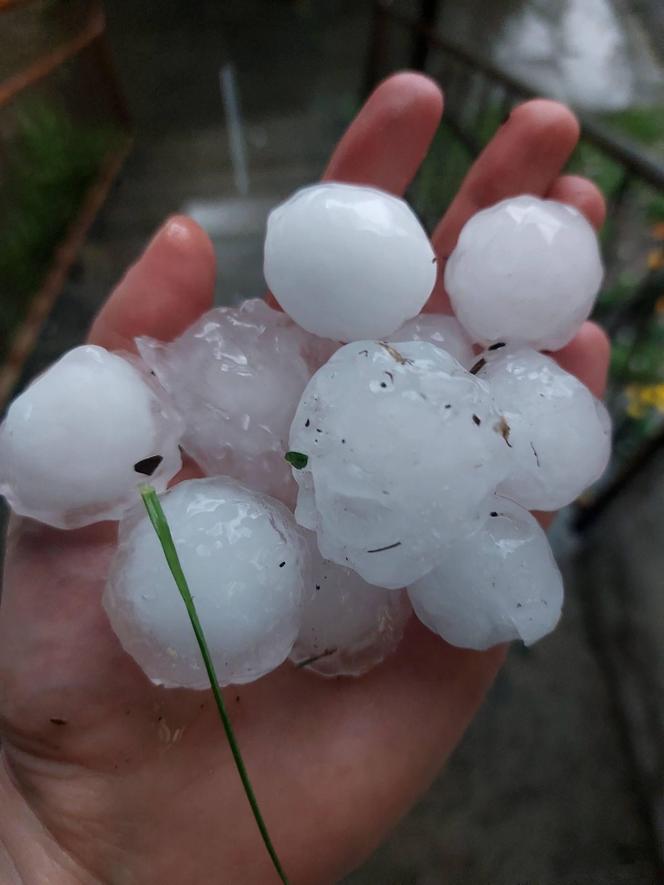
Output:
left=409, top=0, right=442, bottom=71
left=362, top=0, right=389, bottom=99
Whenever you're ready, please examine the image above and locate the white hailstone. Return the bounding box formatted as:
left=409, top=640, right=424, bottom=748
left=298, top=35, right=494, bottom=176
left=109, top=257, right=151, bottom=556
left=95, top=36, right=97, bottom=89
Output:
left=103, top=477, right=309, bottom=689
left=408, top=496, right=563, bottom=650
left=264, top=182, right=437, bottom=341
left=290, top=534, right=411, bottom=677
left=0, top=346, right=182, bottom=529
left=137, top=299, right=336, bottom=506
left=479, top=346, right=611, bottom=510
left=289, top=340, right=511, bottom=589
left=445, top=195, right=604, bottom=350
left=389, top=313, right=475, bottom=368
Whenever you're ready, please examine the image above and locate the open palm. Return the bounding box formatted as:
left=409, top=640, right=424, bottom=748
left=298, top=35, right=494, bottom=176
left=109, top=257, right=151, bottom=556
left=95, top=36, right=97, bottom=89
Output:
left=0, top=73, right=609, bottom=885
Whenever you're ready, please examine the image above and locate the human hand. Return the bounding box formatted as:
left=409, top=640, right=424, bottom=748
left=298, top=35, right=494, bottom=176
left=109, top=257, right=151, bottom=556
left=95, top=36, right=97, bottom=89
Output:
left=0, top=72, right=609, bottom=885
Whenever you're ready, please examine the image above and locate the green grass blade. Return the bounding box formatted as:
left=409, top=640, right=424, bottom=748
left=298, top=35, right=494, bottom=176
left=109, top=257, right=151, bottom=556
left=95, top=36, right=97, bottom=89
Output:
left=140, top=484, right=290, bottom=885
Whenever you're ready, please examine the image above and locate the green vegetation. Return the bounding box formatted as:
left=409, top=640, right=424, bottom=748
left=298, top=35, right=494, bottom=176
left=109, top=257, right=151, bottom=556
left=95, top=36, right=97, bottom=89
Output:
left=600, top=105, right=664, bottom=147
left=0, top=100, right=122, bottom=358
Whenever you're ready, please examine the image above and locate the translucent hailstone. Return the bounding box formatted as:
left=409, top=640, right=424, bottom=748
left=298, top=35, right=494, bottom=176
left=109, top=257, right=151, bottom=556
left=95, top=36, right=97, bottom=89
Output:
left=103, top=477, right=309, bottom=689
left=445, top=195, right=604, bottom=350
left=264, top=182, right=437, bottom=342
left=0, top=345, right=182, bottom=529
left=479, top=346, right=611, bottom=510
left=290, top=534, right=411, bottom=677
left=408, top=496, right=563, bottom=650
left=289, top=340, right=511, bottom=589
left=137, top=299, right=336, bottom=506
left=389, top=313, right=475, bottom=368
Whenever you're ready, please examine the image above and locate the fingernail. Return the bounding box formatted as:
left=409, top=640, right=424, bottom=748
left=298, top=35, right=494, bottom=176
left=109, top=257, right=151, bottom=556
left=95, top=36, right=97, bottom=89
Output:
left=163, top=217, right=191, bottom=243
left=146, top=216, right=189, bottom=252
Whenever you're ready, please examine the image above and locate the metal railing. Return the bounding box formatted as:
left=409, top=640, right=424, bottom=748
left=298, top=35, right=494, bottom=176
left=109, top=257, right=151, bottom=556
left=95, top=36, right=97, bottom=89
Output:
left=365, top=0, right=664, bottom=529
left=0, top=0, right=132, bottom=404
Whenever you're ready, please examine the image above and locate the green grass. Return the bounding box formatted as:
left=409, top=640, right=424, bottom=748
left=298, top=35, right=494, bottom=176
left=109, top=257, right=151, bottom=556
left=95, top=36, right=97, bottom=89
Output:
left=140, top=485, right=290, bottom=885
left=600, top=106, right=664, bottom=147
left=410, top=122, right=472, bottom=231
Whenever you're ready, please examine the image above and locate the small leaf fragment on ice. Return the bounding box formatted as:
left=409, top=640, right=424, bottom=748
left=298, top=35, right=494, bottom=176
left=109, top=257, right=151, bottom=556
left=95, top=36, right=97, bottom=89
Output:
left=285, top=451, right=309, bottom=469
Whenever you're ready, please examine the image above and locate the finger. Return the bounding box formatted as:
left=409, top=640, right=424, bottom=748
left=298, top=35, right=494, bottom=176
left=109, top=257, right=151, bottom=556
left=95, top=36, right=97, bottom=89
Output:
left=323, top=71, right=443, bottom=195
left=554, top=320, right=611, bottom=399
left=546, top=174, right=606, bottom=230
left=88, top=216, right=216, bottom=351
left=432, top=99, right=580, bottom=262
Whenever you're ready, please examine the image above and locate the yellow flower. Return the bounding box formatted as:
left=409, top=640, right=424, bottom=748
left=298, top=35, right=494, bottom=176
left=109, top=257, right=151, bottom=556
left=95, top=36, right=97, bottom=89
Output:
left=625, top=383, right=664, bottom=418
left=647, top=248, right=664, bottom=271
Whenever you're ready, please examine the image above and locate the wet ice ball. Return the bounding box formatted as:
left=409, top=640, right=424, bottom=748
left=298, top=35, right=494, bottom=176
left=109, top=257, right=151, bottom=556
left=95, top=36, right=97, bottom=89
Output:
left=480, top=346, right=611, bottom=510
left=289, top=340, right=511, bottom=589
left=408, top=497, right=563, bottom=650
left=445, top=195, right=603, bottom=350
left=264, top=182, right=437, bottom=341
left=137, top=299, right=336, bottom=505
left=0, top=346, right=182, bottom=529
left=389, top=313, right=475, bottom=367
left=290, top=534, right=411, bottom=677
left=103, top=477, right=309, bottom=689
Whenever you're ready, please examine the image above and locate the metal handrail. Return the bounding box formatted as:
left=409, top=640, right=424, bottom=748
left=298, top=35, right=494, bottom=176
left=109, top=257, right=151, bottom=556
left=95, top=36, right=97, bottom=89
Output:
left=376, top=2, right=664, bottom=190
left=366, top=0, right=664, bottom=530
left=0, top=0, right=131, bottom=404
left=0, top=4, right=106, bottom=108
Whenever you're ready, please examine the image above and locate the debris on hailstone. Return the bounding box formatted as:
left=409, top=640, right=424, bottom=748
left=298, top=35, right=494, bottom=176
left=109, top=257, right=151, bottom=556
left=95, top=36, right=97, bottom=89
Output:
left=288, top=340, right=511, bottom=588
left=389, top=313, right=475, bottom=368
left=290, top=533, right=411, bottom=677
left=478, top=346, right=612, bottom=510
left=408, top=496, right=563, bottom=650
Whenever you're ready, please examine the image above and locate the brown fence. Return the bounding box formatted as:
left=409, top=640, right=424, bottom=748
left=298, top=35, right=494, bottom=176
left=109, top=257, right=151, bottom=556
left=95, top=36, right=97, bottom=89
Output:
left=0, top=0, right=131, bottom=404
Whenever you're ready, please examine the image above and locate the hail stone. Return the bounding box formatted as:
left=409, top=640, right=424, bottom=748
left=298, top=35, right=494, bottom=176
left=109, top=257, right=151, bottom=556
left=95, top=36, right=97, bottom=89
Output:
left=389, top=313, right=475, bottom=368
left=264, top=182, right=437, bottom=341
left=0, top=345, right=182, bottom=529
left=289, top=340, right=511, bottom=589
left=445, top=195, right=603, bottom=350
left=479, top=346, right=611, bottom=510
left=137, top=299, right=335, bottom=506
left=103, top=477, right=309, bottom=689
left=290, top=534, right=411, bottom=677
left=408, top=496, right=563, bottom=650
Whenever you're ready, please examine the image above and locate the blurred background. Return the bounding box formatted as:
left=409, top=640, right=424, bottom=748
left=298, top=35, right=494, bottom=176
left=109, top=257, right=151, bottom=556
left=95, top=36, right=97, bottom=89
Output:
left=0, top=0, right=662, bottom=881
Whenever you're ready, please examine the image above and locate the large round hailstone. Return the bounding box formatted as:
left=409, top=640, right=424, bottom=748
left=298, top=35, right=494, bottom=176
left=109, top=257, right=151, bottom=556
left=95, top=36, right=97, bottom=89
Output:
left=445, top=195, right=603, bottom=350
left=479, top=346, right=611, bottom=510
left=389, top=313, right=475, bottom=368
left=289, top=340, right=512, bottom=589
left=264, top=182, right=437, bottom=341
left=408, top=497, right=563, bottom=650
left=0, top=346, right=182, bottom=529
left=104, top=477, right=309, bottom=689
left=290, top=534, right=411, bottom=677
left=137, top=299, right=336, bottom=506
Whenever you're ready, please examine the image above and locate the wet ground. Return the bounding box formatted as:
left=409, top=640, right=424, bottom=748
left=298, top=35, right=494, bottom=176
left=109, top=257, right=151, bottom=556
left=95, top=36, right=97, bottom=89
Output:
left=6, top=1, right=664, bottom=881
